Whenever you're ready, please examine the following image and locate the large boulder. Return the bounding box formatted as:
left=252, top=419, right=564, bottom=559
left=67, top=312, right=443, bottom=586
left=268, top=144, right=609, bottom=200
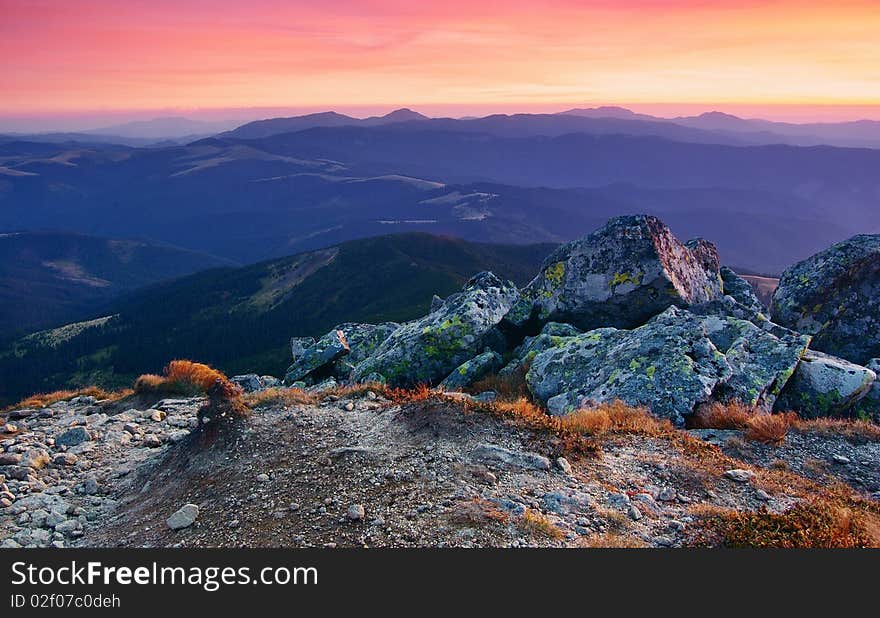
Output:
left=774, top=350, right=876, bottom=419
left=498, top=322, right=581, bottom=378
left=328, top=322, right=399, bottom=380
left=526, top=306, right=807, bottom=425
left=283, top=329, right=349, bottom=384
left=699, top=313, right=810, bottom=410
left=720, top=266, right=765, bottom=315
left=509, top=215, right=723, bottom=332
left=526, top=307, right=732, bottom=425
left=853, top=359, right=880, bottom=422
left=770, top=234, right=880, bottom=364
left=352, top=272, right=519, bottom=386
left=439, top=350, right=503, bottom=391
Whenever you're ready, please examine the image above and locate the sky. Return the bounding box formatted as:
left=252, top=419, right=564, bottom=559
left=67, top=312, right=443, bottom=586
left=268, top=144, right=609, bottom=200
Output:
left=2, top=0, right=879, bottom=130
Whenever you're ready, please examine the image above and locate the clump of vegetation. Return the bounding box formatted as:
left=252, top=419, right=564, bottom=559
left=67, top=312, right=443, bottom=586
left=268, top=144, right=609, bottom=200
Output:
left=3, top=386, right=131, bottom=413
left=790, top=417, right=880, bottom=443
left=243, top=387, right=317, bottom=408
left=450, top=497, right=510, bottom=525
left=693, top=499, right=880, bottom=548
left=520, top=509, right=564, bottom=540
left=134, top=360, right=247, bottom=424
left=690, top=401, right=756, bottom=429
left=744, top=413, right=793, bottom=444
left=576, top=533, right=648, bottom=548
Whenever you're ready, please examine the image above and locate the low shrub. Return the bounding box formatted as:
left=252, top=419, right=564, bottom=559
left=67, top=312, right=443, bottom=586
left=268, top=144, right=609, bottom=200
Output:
left=3, top=387, right=130, bottom=413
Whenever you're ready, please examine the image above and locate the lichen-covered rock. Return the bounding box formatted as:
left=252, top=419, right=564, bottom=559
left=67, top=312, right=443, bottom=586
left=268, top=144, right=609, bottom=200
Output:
left=774, top=350, right=876, bottom=419
left=498, top=322, right=580, bottom=377
left=283, top=329, right=349, bottom=384
left=515, top=215, right=724, bottom=331
left=290, top=336, right=316, bottom=360
left=699, top=313, right=809, bottom=410
left=439, top=350, right=502, bottom=390
left=230, top=374, right=264, bottom=393
left=352, top=272, right=519, bottom=386
left=720, top=266, right=765, bottom=314
left=852, top=359, right=880, bottom=422
left=770, top=234, right=880, bottom=364
left=527, top=307, right=732, bottom=425
left=329, top=322, right=399, bottom=380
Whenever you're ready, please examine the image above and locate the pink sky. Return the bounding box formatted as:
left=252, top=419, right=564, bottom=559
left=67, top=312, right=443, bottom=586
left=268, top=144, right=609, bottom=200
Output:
left=2, top=0, right=879, bottom=125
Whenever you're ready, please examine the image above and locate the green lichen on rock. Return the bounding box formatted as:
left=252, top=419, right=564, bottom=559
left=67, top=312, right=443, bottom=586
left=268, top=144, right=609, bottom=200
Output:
left=774, top=350, right=877, bottom=419
left=351, top=272, right=518, bottom=387
left=439, top=350, right=503, bottom=391
left=771, top=234, right=880, bottom=364
left=519, top=215, right=724, bottom=332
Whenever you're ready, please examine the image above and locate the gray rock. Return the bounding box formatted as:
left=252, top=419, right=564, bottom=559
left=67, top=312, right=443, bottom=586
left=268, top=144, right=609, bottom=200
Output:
left=771, top=234, right=880, bottom=365
left=699, top=312, right=809, bottom=410
left=284, top=329, right=350, bottom=384
left=54, top=519, right=82, bottom=536
left=720, top=266, right=765, bottom=314
left=439, top=350, right=502, bottom=391
left=346, top=504, right=365, bottom=521
left=329, top=322, right=399, bottom=380
left=230, top=374, right=264, bottom=393
left=352, top=272, right=519, bottom=386
left=512, top=215, right=723, bottom=332
left=167, top=504, right=199, bottom=530
left=852, top=358, right=880, bottom=422
left=527, top=307, right=732, bottom=424
left=472, top=443, right=551, bottom=471
left=55, top=427, right=91, bottom=447
left=290, top=336, right=316, bottom=360
left=556, top=457, right=572, bottom=475
left=724, top=469, right=755, bottom=483
left=541, top=489, right=593, bottom=515
left=774, top=350, right=876, bottom=418
left=0, top=453, right=22, bottom=466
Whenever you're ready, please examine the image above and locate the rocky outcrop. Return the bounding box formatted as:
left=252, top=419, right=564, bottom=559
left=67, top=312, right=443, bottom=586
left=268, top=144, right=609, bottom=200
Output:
left=352, top=272, right=519, bottom=386
left=284, top=329, right=349, bottom=384
left=508, top=216, right=724, bottom=332
left=771, top=234, right=880, bottom=365
left=284, top=322, right=399, bottom=385
left=720, top=266, right=765, bottom=315
left=526, top=307, right=732, bottom=424
left=774, top=350, right=876, bottom=419
left=439, top=350, right=502, bottom=391
left=526, top=306, right=807, bottom=424
left=853, top=359, right=880, bottom=422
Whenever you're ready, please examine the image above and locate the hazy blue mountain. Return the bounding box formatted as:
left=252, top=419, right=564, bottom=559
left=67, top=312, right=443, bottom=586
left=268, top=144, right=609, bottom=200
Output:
left=0, top=233, right=553, bottom=405
left=0, top=231, right=231, bottom=336
left=84, top=116, right=233, bottom=139
left=0, top=128, right=873, bottom=273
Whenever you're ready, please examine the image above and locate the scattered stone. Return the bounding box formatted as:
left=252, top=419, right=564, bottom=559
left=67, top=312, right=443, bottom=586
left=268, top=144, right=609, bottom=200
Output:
left=556, top=457, right=572, bottom=475
left=472, top=444, right=551, bottom=471
left=142, top=435, right=162, bottom=448
left=724, top=469, right=755, bottom=483
left=0, top=453, right=22, bottom=466
left=831, top=454, right=851, bottom=465
left=52, top=453, right=78, bottom=466
left=256, top=473, right=270, bottom=483
left=55, top=427, right=91, bottom=447
left=658, top=487, right=677, bottom=502
left=167, top=504, right=200, bottom=530
left=347, top=504, right=365, bottom=521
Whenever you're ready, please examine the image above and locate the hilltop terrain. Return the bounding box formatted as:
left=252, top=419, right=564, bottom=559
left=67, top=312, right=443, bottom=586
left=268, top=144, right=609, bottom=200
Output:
left=2, top=214, right=879, bottom=548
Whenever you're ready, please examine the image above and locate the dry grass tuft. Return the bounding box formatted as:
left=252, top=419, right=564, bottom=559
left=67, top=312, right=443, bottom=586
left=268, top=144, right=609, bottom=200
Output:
left=243, top=387, right=317, bottom=408
left=4, top=387, right=131, bottom=413
left=694, top=499, right=880, bottom=548
left=791, top=417, right=880, bottom=443
left=134, top=360, right=247, bottom=423
left=690, top=401, right=756, bottom=429
left=744, top=413, right=794, bottom=444
left=520, top=509, right=565, bottom=540
left=449, top=497, right=509, bottom=525
left=576, top=533, right=648, bottom=548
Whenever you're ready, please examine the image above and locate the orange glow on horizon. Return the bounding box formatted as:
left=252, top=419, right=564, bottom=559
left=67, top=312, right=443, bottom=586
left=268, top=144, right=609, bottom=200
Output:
left=2, top=0, right=879, bottom=122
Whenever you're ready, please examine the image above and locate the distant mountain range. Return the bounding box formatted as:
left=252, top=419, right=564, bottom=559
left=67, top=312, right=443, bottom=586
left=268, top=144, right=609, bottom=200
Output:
left=1, top=123, right=872, bottom=273
left=0, top=233, right=552, bottom=405
left=0, top=231, right=230, bottom=336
